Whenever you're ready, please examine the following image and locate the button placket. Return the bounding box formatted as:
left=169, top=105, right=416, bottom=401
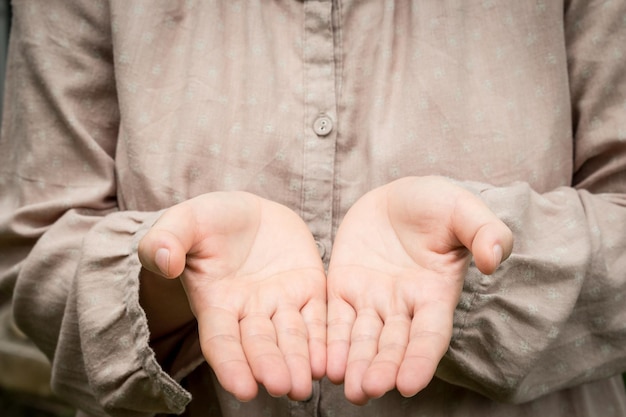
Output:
left=300, top=0, right=337, bottom=271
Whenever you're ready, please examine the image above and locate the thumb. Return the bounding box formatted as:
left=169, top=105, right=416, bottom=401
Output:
left=138, top=205, right=198, bottom=278
left=452, top=191, right=514, bottom=275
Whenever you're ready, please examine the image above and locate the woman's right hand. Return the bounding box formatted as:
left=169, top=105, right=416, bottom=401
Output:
left=138, top=192, right=327, bottom=402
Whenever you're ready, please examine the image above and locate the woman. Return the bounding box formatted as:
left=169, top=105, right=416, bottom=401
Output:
left=1, top=1, right=625, bottom=416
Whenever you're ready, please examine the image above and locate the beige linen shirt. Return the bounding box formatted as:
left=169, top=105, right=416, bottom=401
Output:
left=1, top=1, right=626, bottom=416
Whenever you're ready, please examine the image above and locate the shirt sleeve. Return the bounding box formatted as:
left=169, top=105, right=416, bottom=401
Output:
left=0, top=2, right=190, bottom=416
left=437, top=0, right=626, bottom=403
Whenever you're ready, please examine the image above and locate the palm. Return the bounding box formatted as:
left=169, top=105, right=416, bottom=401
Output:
left=327, top=177, right=512, bottom=404
left=142, top=192, right=326, bottom=401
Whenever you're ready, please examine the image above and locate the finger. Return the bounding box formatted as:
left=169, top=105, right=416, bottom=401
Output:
left=197, top=307, right=259, bottom=402
left=240, top=312, right=291, bottom=398
left=344, top=308, right=384, bottom=405
left=138, top=205, right=197, bottom=278
left=361, top=313, right=411, bottom=399
left=301, top=297, right=327, bottom=381
left=396, top=300, right=453, bottom=398
left=452, top=192, right=514, bottom=275
left=326, top=298, right=356, bottom=384
left=272, top=308, right=313, bottom=400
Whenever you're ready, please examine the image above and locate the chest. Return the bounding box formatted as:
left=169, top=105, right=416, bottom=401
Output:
left=111, top=0, right=573, bottom=216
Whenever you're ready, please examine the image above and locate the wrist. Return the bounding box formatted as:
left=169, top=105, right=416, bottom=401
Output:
left=139, top=268, right=195, bottom=342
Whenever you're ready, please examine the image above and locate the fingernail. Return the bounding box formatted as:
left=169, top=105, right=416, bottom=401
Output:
left=155, top=248, right=170, bottom=276
left=493, top=244, right=503, bottom=270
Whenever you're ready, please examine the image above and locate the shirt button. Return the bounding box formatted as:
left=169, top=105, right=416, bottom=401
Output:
left=315, top=240, right=326, bottom=259
left=312, top=115, right=333, bottom=137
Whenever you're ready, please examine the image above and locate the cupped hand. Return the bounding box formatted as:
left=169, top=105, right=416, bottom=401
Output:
left=138, top=192, right=326, bottom=401
left=326, top=176, right=513, bottom=404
